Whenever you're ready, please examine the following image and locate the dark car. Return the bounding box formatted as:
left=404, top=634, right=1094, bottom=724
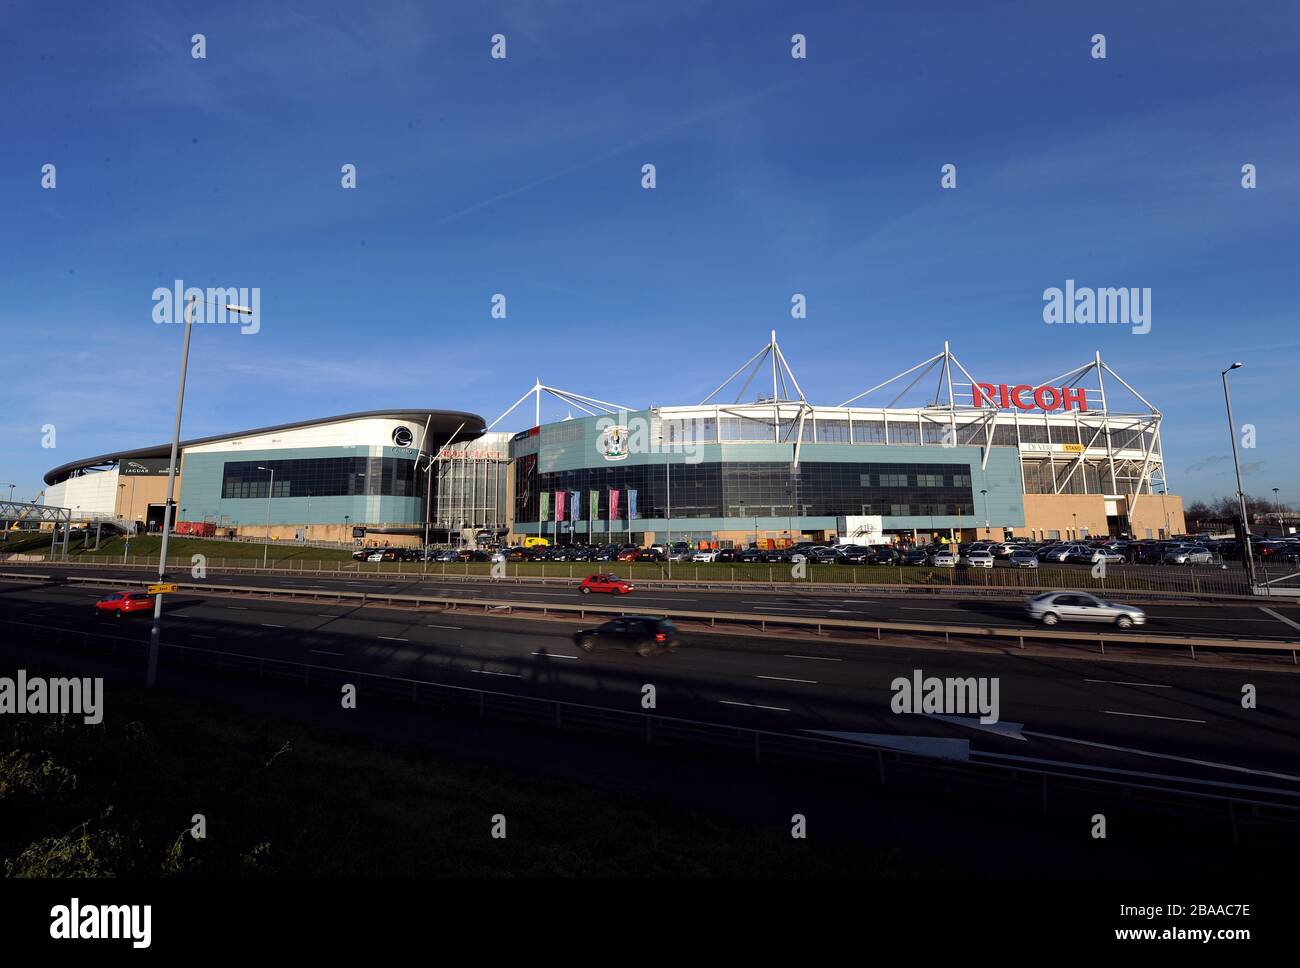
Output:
left=572, top=616, right=681, bottom=656
left=902, top=548, right=932, bottom=566
left=737, top=547, right=764, bottom=563
left=870, top=546, right=902, bottom=565
left=714, top=548, right=739, bottom=563
left=351, top=548, right=371, bottom=561
left=835, top=546, right=872, bottom=565
left=636, top=548, right=665, bottom=562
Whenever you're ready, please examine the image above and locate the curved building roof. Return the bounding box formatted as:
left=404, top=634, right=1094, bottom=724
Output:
left=44, top=409, right=486, bottom=485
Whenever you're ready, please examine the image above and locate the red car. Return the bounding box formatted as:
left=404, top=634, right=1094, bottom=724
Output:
left=615, top=548, right=639, bottom=562
left=94, top=590, right=154, bottom=618
left=579, top=574, right=634, bottom=595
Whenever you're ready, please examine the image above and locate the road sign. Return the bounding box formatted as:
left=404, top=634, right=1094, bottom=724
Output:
left=147, top=583, right=178, bottom=594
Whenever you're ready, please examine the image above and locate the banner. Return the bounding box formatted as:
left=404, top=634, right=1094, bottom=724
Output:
left=589, top=491, right=599, bottom=523
left=554, top=491, right=566, bottom=522
left=609, top=489, right=620, bottom=521
left=628, top=488, right=639, bottom=520
left=539, top=492, right=550, bottom=522
left=570, top=490, right=581, bottom=522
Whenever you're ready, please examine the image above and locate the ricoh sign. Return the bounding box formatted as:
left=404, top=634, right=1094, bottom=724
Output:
left=971, top=383, right=1089, bottom=412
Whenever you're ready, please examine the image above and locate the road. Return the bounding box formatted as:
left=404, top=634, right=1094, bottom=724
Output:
left=15, top=561, right=1300, bottom=643
left=3, top=578, right=1299, bottom=797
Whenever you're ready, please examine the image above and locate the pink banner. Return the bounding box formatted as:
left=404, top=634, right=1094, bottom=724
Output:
left=554, top=490, right=566, bottom=522
left=608, top=489, right=620, bottom=521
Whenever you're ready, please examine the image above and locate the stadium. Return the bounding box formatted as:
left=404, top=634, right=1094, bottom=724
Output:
left=38, top=334, right=1185, bottom=548
left=508, top=334, right=1186, bottom=548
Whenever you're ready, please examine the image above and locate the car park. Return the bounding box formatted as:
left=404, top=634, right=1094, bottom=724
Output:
left=578, top=573, right=634, bottom=595
left=94, top=590, right=154, bottom=618
left=572, top=616, right=681, bottom=656
left=1024, top=591, right=1146, bottom=629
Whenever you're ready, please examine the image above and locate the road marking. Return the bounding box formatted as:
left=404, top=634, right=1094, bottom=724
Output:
left=472, top=669, right=520, bottom=678
left=1260, top=606, right=1300, bottom=634
left=784, top=654, right=843, bottom=661
left=760, top=606, right=828, bottom=613
left=315, top=614, right=338, bottom=618
left=532, top=652, right=579, bottom=659
left=755, top=675, right=818, bottom=684
left=192, top=634, right=215, bottom=639
left=426, top=624, right=463, bottom=630
left=1101, top=709, right=1206, bottom=724
left=311, top=649, right=344, bottom=656
left=377, top=635, right=408, bottom=642
left=260, top=623, right=285, bottom=628
left=1084, top=679, right=1172, bottom=688
left=226, top=606, right=248, bottom=610
left=1019, top=729, right=1300, bottom=784
left=719, top=700, right=790, bottom=712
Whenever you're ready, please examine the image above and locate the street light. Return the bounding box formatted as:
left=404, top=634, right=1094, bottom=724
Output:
left=1273, top=487, right=1281, bottom=534
left=1158, top=488, right=1170, bottom=539
left=1071, top=512, right=1078, bottom=541
left=148, top=293, right=254, bottom=688
left=1221, top=362, right=1256, bottom=584
left=980, top=488, right=989, bottom=536
left=258, top=465, right=275, bottom=569
left=1, top=483, right=13, bottom=542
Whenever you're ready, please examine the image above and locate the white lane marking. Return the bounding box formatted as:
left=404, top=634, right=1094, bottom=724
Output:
left=1084, top=679, right=1172, bottom=688
left=1101, top=709, right=1206, bottom=724
left=316, top=614, right=339, bottom=618
left=377, top=635, right=408, bottom=642
left=761, top=606, right=830, bottom=613
left=1020, top=729, right=1300, bottom=784
left=260, top=623, right=285, bottom=628
left=311, top=649, right=344, bottom=656
left=426, top=624, right=463, bottom=630
left=755, top=675, right=818, bottom=684
left=719, top=700, right=790, bottom=712
left=472, top=669, right=520, bottom=678
left=1260, top=606, right=1300, bottom=634
left=226, top=606, right=248, bottom=610
left=192, top=634, right=215, bottom=639
left=532, top=652, right=579, bottom=659
left=785, top=654, right=843, bottom=662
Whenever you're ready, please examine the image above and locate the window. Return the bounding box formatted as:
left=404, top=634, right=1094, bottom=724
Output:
left=816, top=419, right=850, bottom=443
left=853, top=420, right=886, bottom=444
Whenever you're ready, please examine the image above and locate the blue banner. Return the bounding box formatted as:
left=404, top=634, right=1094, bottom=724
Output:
left=628, top=488, right=639, bottom=520
left=570, top=490, right=581, bottom=522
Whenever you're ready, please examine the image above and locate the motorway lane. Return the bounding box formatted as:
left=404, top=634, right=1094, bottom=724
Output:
left=4, top=582, right=1299, bottom=790
left=16, top=563, right=1300, bottom=642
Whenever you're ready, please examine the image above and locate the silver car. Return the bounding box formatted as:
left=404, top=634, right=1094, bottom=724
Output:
left=930, top=549, right=957, bottom=567
left=1164, top=545, right=1213, bottom=565
left=1009, top=550, right=1039, bottom=569
left=1025, top=591, right=1146, bottom=629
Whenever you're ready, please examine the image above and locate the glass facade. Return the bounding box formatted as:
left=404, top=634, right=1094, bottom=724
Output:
left=516, top=460, right=975, bottom=523
left=221, top=457, right=418, bottom=500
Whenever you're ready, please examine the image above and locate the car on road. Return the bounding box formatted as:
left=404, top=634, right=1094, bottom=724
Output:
left=578, top=573, right=634, bottom=595
left=962, top=550, right=995, bottom=568
left=1009, top=549, right=1039, bottom=569
left=1024, top=591, right=1146, bottom=629
left=572, top=616, right=680, bottom=656
left=94, top=590, right=154, bottom=618
left=1164, top=545, right=1213, bottom=565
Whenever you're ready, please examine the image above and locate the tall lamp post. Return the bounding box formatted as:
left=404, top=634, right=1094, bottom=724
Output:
left=980, top=488, right=989, bottom=538
left=1, top=483, right=13, bottom=542
left=1273, top=487, right=1281, bottom=535
left=1221, top=362, right=1256, bottom=584
left=148, top=293, right=254, bottom=687
left=258, top=465, right=275, bottom=569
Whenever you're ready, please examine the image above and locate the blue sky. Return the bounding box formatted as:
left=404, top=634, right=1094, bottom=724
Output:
left=3, top=0, right=1296, bottom=504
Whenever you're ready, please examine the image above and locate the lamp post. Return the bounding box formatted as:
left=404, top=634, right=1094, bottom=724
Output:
left=305, top=491, right=311, bottom=542
left=1158, top=488, right=1170, bottom=539
left=1273, top=487, right=1281, bottom=535
left=1, top=482, right=12, bottom=539
left=1072, top=512, right=1078, bottom=541
left=258, top=465, right=275, bottom=569
left=1221, top=362, right=1256, bottom=584
left=980, top=488, right=989, bottom=537
left=147, top=292, right=254, bottom=688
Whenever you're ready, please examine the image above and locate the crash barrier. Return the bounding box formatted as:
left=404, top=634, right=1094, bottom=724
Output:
left=1, top=616, right=1297, bottom=841
left=17, top=571, right=1300, bottom=662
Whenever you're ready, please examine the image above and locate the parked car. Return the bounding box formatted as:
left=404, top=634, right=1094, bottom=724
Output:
left=351, top=549, right=371, bottom=561
left=636, top=548, right=665, bottom=562
left=1164, top=545, right=1213, bottom=565
left=714, top=548, right=739, bottom=563
left=835, top=546, right=872, bottom=565
left=690, top=549, right=718, bottom=562
left=737, top=548, right=764, bottom=563
left=365, top=550, right=387, bottom=563
left=572, top=616, right=681, bottom=656
left=930, top=549, right=957, bottom=567
left=901, top=548, right=931, bottom=566
left=963, top=550, right=995, bottom=569
left=616, top=548, right=640, bottom=562
left=578, top=573, right=634, bottom=595
left=1009, top=549, right=1039, bottom=569
left=1024, top=591, right=1146, bottom=629
left=94, top=590, right=154, bottom=618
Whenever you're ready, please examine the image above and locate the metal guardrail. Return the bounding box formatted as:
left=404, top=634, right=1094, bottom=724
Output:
left=0, top=556, right=1286, bottom=605
left=1, top=616, right=1297, bottom=838
left=14, top=570, right=1298, bottom=661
